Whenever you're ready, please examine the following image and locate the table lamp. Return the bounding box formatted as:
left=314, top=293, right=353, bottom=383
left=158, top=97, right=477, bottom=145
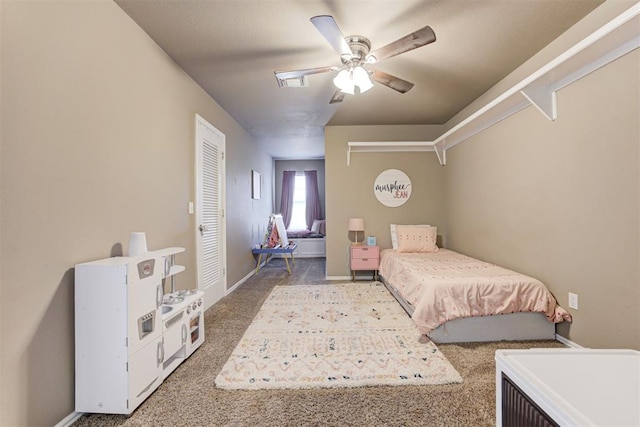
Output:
left=348, top=218, right=364, bottom=245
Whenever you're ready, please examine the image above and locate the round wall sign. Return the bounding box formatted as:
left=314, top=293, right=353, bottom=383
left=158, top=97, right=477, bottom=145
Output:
left=373, top=169, right=412, bottom=207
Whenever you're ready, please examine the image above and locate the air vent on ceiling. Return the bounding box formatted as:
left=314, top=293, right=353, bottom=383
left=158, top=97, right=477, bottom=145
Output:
left=276, top=76, right=308, bottom=88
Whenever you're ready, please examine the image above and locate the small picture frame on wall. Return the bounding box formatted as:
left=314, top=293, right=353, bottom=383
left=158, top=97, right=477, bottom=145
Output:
left=252, top=170, right=261, bottom=199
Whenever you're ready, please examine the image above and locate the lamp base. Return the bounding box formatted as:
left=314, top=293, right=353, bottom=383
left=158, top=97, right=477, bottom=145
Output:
left=349, top=229, right=364, bottom=246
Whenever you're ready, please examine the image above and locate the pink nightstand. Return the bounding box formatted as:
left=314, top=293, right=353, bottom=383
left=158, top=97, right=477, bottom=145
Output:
left=350, top=245, right=379, bottom=281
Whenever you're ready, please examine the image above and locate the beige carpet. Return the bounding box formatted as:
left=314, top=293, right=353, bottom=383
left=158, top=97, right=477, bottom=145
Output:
left=73, top=258, right=566, bottom=427
left=215, top=282, right=462, bottom=390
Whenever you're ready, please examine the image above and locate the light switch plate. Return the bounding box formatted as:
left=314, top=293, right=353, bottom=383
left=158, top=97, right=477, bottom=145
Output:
left=568, top=292, right=579, bottom=310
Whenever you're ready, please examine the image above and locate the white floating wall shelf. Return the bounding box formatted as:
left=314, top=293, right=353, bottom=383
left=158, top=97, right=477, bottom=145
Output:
left=347, top=141, right=434, bottom=166
left=347, top=3, right=640, bottom=167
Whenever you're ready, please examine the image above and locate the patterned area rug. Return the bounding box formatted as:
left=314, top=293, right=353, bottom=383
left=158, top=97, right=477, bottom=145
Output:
left=215, top=282, right=462, bottom=390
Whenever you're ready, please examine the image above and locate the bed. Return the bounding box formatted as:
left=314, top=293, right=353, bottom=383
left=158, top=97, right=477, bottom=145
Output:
left=379, top=225, right=571, bottom=343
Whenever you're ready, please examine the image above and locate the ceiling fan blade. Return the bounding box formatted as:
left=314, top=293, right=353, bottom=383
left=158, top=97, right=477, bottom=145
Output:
left=329, top=89, right=346, bottom=104
left=371, top=70, right=414, bottom=93
left=310, top=15, right=352, bottom=58
left=366, top=26, right=436, bottom=64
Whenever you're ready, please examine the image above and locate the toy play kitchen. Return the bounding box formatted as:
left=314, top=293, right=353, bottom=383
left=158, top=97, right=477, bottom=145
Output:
left=74, top=239, right=204, bottom=415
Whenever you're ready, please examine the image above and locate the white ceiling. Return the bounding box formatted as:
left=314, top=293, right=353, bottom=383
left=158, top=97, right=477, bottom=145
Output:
left=115, top=0, right=603, bottom=159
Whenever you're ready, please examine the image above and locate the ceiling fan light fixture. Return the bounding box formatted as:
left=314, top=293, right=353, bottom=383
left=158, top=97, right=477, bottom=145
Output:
left=353, top=66, right=373, bottom=93
left=333, top=66, right=372, bottom=95
left=340, top=81, right=356, bottom=95
left=333, top=69, right=355, bottom=94
left=281, top=16, right=435, bottom=104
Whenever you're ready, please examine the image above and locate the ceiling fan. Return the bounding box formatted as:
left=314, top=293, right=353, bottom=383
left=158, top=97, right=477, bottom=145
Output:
left=274, top=15, right=436, bottom=104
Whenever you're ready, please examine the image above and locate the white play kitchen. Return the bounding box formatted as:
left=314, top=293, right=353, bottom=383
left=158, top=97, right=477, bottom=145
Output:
left=74, top=238, right=204, bottom=415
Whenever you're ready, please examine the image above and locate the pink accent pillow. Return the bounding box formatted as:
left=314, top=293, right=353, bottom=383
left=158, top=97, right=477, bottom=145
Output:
left=396, top=225, right=439, bottom=253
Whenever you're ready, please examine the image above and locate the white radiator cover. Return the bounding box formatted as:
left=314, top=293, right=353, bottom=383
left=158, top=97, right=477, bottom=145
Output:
left=287, top=237, right=325, bottom=258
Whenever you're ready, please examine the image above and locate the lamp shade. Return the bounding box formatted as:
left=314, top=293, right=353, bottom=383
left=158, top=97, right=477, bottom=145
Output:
left=333, top=66, right=373, bottom=95
left=352, top=66, right=373, bottom=93
left=348, top=218, right=364, bottom=231
left=333, top=70, right=355, bottom=94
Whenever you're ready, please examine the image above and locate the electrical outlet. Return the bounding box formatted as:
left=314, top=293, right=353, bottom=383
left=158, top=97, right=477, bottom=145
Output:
left=568, top=292, right=579, bottom=310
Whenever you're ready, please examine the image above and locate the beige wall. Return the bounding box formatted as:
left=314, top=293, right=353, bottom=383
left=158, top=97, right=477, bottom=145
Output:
left=324, top=1, right=639, bottom=348
left=444, top=49, right=640, bottom=350
left=445, top=0, right=636, bottom=134
left=226, top=143, right=274, bottom=286
left=440, top=0, right=640, bottom=350
left=324, top=125, right=446, bottom=277
left=0, top=2, right=271, bottom=426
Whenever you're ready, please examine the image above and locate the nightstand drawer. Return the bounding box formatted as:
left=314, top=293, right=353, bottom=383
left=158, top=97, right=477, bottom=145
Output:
left=351, top=257, right=378, bottom=270
left=350, top=245, right=379, bottom=281
left=350, top=246, right=379, bottom=259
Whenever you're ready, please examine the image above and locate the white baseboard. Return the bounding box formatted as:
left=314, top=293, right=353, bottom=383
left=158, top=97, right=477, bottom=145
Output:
left=325, top=275, right=379, bottom=281
left=555, top=333, right=583, bottom=348
left=326, top=275, right=351, bottom=281
left=56, top=411, right=83, bottom=427
left=226, top=266, right=260, bottom=295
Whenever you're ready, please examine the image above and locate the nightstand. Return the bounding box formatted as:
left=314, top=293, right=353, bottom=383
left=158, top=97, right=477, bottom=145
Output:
left=350, top=245, right=379, bottom=281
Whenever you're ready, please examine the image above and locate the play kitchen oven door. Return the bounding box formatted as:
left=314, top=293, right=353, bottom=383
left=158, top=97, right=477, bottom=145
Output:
left=162, top=305, right=188, bottom=379
left=186, top=294, right=205, bottom=356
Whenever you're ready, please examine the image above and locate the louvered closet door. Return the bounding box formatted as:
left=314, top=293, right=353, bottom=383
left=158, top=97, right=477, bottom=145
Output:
left=196, top=114, right=226, bottom=310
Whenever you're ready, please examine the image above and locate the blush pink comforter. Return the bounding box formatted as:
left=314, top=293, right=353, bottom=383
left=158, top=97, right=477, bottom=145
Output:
left=379, top=249, right=572, bottom=334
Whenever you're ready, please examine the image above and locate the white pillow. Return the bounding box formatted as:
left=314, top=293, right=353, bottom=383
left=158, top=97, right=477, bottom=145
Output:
left=311, top=219, right=322, bottom=233
left=390, top=224, right=431, bottom=250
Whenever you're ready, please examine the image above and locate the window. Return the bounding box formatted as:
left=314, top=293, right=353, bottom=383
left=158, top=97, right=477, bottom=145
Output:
left=287, top=173, right=307, bottom=231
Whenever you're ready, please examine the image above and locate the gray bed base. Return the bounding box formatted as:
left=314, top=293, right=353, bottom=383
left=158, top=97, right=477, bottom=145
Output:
left=380, top=277, right=556, bottom=344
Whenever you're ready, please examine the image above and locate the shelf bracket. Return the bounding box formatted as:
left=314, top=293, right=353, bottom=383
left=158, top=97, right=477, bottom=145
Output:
left=434, top=143, right=446, bottom=166
left=347, top=145, right=352, bottom=166
left=520, top=83, right=558, bottom=121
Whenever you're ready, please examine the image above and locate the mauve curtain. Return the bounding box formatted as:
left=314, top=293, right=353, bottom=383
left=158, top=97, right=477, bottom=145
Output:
left=280, top=171, right=296, bottom=228
left=305, top=170, right=322, bottom=229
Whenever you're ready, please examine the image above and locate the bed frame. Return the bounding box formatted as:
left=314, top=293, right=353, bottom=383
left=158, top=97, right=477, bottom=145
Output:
left=381, top=277, right=556, bottom=343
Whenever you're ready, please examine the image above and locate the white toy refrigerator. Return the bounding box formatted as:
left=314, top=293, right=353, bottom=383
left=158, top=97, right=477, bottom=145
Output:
left=75, top=254, right=164, bottom=414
